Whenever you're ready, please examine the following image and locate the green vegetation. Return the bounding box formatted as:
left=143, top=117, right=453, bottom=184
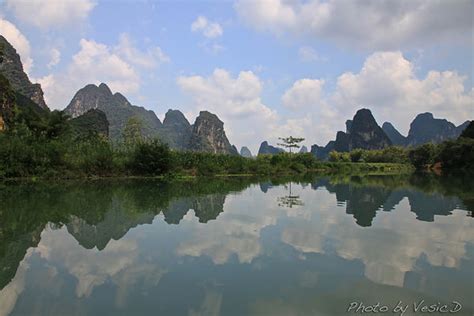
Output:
left=408, top=130, right=474, bottom=171
left=277, top=136, right=305, bottom=153
left=1, top=85, right=470, bottom=179
left=0, top=109, right=411, bottom=179
left=327, top=129, right=473, bottom=172
left=329, top=146, right=410, bottom=164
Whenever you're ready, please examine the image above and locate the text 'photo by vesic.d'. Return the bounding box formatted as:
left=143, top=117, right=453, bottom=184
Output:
left=0, top=1, right=473, bottom=315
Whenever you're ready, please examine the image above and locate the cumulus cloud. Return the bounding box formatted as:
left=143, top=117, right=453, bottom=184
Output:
left=298, top=46, right=326, bottom=62
left=38, top=35, right=168, bottom=109
left=34, top=226, right=166, bottom=300
left=47, top=48, right=61, bottom=69
left=235, top=0, right=473, bottom=50
left=330, top=51, right=473, bottom=135
left=281, top=51, right=473, bottom=144
left=282, top=79, right=325, bottom=110
left=115, top=33, right=170, bottom=68
left=0, top=18, right=33, bottom=73
left=5, top=0, right=96, bottom=29
left=176, top=186, right=310, bottom=265
left=177, top=68, right=279, bottom=151
left=191, top=16, right=223, bottom=38
left=281, top=191, right=474, bottom=287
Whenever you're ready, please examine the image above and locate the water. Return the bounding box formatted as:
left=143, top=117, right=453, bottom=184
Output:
left=0, top=175, right=473, bottom=316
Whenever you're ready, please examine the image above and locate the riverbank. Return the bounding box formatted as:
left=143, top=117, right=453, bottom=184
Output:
left=0, top=161, right=414, bottom=182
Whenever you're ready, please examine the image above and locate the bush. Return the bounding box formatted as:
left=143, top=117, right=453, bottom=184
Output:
left=130, top=139, right=171, bottom=176
left=350, top=149, right=363, bottom=162
left=409, top=143, right=439, bottom=169
left=329, top=151, right=350, bottom=162
left=66, top=136, right=115, bottom=176
left=437, top=138, right=474, bottom=170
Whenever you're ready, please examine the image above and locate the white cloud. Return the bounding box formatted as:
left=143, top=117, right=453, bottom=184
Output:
left=33, top=226, right=166, bottom=301
left=298, top=46, right=326, bottom=62
left=47, top=48, right=61, bottom=68
left=38, top=36, right=169, bottom=109
left=0, top=249, right=33, bottom=316
left=5, top=0, right=96, bottom=29
left=282, top=79, right=325, bottom=110
left=115, top=33, right=170, bottom=68
left=191, top=16, right=223, bottom=39
left=37, top=38, right=139, bottom=109
left=177, top=68, right=279, bottom=151
left=281, top=51, right=473, bottom=145
left=235, top=0, right=473, bottom=49
left=330, top=51, right=474, bottom=135
left=0, top=18, right=33, bottom=73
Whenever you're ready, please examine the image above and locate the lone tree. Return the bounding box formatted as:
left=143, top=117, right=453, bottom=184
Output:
left=123, top=116, right=144, bottom=145
left=277, top=136, right=305, bottom=153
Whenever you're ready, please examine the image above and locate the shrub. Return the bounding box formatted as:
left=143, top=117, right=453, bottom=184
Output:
left=350, top=149, right=363, bottom=162
left=437, top=138, right=474, bottom=170
left=130, top=139, right=171, bottom=176
left=409, top=143, right=439, bottom=169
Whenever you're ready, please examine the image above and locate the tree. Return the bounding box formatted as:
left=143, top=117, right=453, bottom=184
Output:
left=350, top=149, right=363, bottom=162
left=460, top=121, right=474, bottom=139
left=45, top=110, right=70, bottom=139
left=408, top=143, right=438, bottom=169
left=131, top=139, right=171, bottom=175
left=123, top=116, right=143, bottom=145
left=277, top=136, right=305, bottom=153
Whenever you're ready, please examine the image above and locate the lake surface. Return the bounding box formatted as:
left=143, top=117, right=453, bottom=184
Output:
left=0, top=174, right=473, bottom=316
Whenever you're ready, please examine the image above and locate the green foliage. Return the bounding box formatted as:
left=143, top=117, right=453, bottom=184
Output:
left=277, top=136, right=305, bottom=153
left=408, top=143, right=439, bottom=169
left=329, top=151, right=350, bottom=162
left=350, top=149, right=363, bottom=162
left=460, top=121, right=474, bottom=139
left=66, top=135, right=115, bottom=176
left=437, top=138, right=474, bottom=170
left=130, top=139, right=171, bottom=176
left=6, top=92, right=471, bottom=178
left=330, top=147, right=410, bottom=164
left=122, top=116, right=143, bottom=145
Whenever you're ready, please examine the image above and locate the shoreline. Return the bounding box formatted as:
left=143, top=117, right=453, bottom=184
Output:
left=0, top=162, right=414, bottom=183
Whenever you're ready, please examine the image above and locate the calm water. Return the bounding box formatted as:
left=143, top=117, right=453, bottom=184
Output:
left=0, top=175, right=473, bottom=316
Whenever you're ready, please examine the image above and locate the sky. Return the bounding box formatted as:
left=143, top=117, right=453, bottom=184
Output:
left=0, top=0, right=473, bottom=153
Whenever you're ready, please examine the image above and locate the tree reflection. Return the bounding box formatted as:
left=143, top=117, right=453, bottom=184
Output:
left=277, top=182, right=304, bottom=208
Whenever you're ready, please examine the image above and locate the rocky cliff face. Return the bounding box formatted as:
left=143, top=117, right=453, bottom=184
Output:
left=406, top=113, right=462, bottom=146
left=382, top=122, right=407, bottom=146
left=346, top=108, right=392, bottom=150
left=0, top=74, right=15, bottom=131
left=240, top=146, right=253, bottom=158
left=161, top=109, right=192, bottom=150
left=64, top=83, right=162, bottom=140
left=70, top=109, right=109, bottom=138
left=456, top=121, right=470, bottom=136
left=0, top=36, right=48, bottom=110
left=345, top=120, right=353, bottom=134
left=188, top=111, right=238, bottom=154
left=311, top=108, right=391, bottom=159
left=258, top=141, right=284, bottom=155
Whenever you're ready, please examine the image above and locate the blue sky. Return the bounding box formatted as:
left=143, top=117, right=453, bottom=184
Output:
left=1, top=0, right=473, bottom=152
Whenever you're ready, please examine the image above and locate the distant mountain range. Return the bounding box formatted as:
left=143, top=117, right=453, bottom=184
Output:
left=310, top=108, right=471, bottom=160
left=0, top=35, right=471, bottom=158
left=64, top=82, right=238, bottom=154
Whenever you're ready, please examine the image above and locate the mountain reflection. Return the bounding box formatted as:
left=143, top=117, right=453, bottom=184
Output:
left=0, top=173, right=472, bottom=295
